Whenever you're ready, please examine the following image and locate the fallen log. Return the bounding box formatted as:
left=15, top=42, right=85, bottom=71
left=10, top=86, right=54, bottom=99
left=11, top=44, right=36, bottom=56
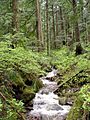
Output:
left=54, top=70, right=84, bottom=93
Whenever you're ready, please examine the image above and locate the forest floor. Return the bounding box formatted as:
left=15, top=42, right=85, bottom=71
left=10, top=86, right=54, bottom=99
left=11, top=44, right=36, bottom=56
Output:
left=0, top=41, right=90, bottom=119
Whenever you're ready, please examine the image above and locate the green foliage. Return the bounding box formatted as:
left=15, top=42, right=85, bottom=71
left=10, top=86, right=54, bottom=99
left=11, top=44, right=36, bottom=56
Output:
left=0, top=39, right=45, bottom=119
left=0, top=98, right=24, bottom=120
left=80, top=84, right=90, bottom=111
left=0, top=37, right=90, bottom=120
left=51, top=47, right=74, bottom=70
left=0, top=99, right=3, bottom=112
left=8, top=70, right=25, bottom=86
left=0, top=0, right=90, bottom=119
left=50, top=46, right=90, bottom=72
left=0, top=41, right=43, bottom=75
left=0, top=0, right=12, bottom=35
left=67, top=84, right=90, bottom=120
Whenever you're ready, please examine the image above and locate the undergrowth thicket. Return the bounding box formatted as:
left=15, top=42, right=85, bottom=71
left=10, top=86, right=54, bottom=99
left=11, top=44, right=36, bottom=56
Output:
left=0, top=35, right=90, bottom=119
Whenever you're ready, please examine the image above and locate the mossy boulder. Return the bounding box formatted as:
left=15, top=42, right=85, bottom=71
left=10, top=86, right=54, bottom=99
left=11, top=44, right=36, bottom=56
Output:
left=21, top=79, right=43, bottom=103
left=6, top=69, right=43, bottom=104
left=22, top=87, right=35, bottom=102
left=33, top=79, right=43, bottom=92
left=59, top=97, right=67, bottom=105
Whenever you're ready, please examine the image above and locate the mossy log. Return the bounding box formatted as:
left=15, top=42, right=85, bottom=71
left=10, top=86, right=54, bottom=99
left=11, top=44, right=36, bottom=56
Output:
left=66, top=96, right=83, bottom=120
left=54, top=70, right=83, bottom=93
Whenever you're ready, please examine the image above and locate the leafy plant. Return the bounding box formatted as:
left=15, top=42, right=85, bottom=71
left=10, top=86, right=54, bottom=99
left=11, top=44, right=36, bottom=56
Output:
left=80, top=85, right=90, bottom=111
left=0, top=98, right=25, bottom=120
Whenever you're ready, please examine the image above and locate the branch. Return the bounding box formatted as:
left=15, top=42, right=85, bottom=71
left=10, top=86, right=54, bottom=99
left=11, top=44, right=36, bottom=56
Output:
left=0, top=92, right=6, bottom=101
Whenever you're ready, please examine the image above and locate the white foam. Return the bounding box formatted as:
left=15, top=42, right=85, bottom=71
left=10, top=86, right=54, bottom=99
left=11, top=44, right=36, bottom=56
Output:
left=46, top=69, right=57, bottom=78
left=29, top=70, right=71, bottom=120
left=41, top=79, right=56, bottom=85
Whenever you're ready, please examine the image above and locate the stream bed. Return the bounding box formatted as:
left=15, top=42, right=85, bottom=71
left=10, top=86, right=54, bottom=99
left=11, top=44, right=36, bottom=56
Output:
left=27, top=70, right=71, bottom=120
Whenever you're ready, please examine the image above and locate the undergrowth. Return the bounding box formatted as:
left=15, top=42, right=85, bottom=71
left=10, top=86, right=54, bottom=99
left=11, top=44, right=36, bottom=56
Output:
left=0, top=37, right=90, bottom=119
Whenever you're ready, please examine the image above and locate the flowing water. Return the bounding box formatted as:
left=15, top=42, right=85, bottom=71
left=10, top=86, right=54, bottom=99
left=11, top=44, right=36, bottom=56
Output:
left=27, top=70, right=71, bottom=120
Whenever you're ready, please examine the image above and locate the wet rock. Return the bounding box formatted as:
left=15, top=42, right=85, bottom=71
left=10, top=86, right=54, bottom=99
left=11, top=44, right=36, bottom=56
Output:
left=66, top=98, right=74, bottom=106
left=41, top=113, right=66, bottom=120
left=39, top=88, right=49, bottom=94
left=28, top=112, right=41, bottom=120
left=45, top=69, right=58, bottom=81
left=59, top=97, right=67, bottom=105
left=47, top=104, right=63, bottom=111
left=28, top=112, right=67, bottom=120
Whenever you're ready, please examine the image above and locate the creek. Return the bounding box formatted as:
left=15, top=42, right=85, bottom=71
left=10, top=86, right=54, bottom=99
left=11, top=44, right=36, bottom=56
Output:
left=27, top=70, right=71, bottom=120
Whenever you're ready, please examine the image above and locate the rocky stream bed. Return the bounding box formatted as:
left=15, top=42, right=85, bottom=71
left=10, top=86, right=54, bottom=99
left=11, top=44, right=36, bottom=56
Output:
left=26, top=70, right=71, bottom=120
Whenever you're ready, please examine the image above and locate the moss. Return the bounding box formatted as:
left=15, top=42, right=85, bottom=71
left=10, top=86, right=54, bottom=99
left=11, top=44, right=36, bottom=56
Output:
left=66, top=96, right=83, bottom=120
left=23, top=87, right=35, bottom=95
left=33, top=79, right=43, bottom=92
left=22, top=87, right=35, bottom=102
left=19, top=78, right=43, bottom=103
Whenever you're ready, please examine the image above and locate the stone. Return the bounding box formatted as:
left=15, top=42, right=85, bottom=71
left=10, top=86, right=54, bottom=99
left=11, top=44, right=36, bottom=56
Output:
left=47, top=104, right=63, bottom=111
left=59, top=97, right=67, bottom=105
left=28, top=112, right=41, bottom=120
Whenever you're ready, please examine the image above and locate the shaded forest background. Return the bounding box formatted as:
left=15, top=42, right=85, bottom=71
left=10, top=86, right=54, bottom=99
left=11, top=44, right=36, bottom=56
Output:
left=0, top=0, right=90, bottom=52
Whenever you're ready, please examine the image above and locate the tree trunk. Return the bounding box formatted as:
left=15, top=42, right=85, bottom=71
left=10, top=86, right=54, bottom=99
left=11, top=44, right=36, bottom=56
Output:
left=52, top=5, right=56, bottom=49
left=43, top=6, right=46, bottom=45
left=56, top=7, right=59, bottom=37
left=36, top=0, right=44, bottom=52
left=12, top=0, right=19, bottom=34
left=46, top=0, right=50, bottom=55
left=80, top=0, right=84, bottom=22
left=39, top=1, right=44, bottom=49
left=49, top=17, right=52, bottom=43
left=59, top=6, right=64, bottom=32
left=86, top=0, right=90, bottom=43
left=72, top=0, right=80, bottom=42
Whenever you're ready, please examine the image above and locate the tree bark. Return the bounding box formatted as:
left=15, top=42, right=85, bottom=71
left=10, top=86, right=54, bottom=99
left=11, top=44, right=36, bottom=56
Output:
left=59, top=6, right=64, bottom=32
left=72, top=0, right=80, bottom=42
left=46, top=0, right=50, bottom=55
left=56, top=7, right=59, bottom=37
left=52, top=5, right=56, bottom=49
left=36, top=0, right=44, bottom=52
left=43, top=6, right=46, bottom=45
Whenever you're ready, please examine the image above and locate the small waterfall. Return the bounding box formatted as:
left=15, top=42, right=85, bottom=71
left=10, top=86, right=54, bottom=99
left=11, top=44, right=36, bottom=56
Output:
left=27, top=70, right=71, bottom=120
